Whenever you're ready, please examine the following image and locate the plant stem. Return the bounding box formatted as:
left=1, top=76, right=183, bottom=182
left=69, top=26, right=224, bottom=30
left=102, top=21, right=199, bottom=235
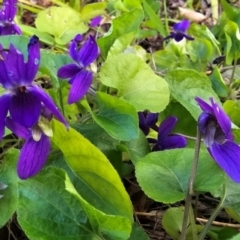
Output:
left=189, top=205, right=198, bottom=240
left=58, top=84, right=65, bottom=118
left=198, top=190, right=225, bottom=240
left=179, top=127, right=201, bottom=240
left=163, top=0, right=169, bottom=35
left=230, top=58, right=237, bottom=84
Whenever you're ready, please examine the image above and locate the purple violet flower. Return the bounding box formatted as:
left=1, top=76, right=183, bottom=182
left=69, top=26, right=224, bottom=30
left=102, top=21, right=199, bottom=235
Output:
left=138, top=112, right=158, bottom=135
left=0, top=35, right=67, bottom=139
left=148, top=116, right=187, bottom=151
left=164, top=19, right=194, bottom=42
left=90, top=16, right=102, bottom=27
left=57, top=34, right=99, bottom=104
left=196, top=97, right=240, bottom=183
left=5, top=105, right=53, bottom=179
left=0, top=0, right=22, bottom=35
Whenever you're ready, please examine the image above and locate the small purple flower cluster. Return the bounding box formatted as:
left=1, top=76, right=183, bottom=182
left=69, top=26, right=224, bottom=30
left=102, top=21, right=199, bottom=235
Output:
left=138, top=112, right=187, bottom=151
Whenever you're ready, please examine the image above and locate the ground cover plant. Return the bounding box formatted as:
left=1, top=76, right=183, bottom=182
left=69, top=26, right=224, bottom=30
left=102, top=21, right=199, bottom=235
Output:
left=1, top=0, right=240, bottom=239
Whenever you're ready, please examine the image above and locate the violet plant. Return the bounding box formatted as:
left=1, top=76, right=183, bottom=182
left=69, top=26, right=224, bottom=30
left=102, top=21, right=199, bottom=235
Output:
left=1, top=0, right=240, bottom=240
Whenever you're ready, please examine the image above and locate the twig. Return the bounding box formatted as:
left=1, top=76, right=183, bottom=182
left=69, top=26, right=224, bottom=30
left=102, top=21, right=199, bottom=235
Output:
left=135, top=211, right=163, bottom=217
left=197, top=218, right=240, bottom=228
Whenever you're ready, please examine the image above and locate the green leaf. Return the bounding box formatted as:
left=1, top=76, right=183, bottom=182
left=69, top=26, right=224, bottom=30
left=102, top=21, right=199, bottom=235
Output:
left=136, top=149, right=224, bottom=203
left=225, top=207, right=240, bottom=223
left=40, top=50, right=72, bottom=88
left=162, top=207, right=186, bottom=239
left=99, top=53, right=169, bottom=112
left=122, top=130, right=150, bottom=165
left=217, top=227, right=239, bottom=240
left=89, top=92, right=138, bottom=141
left=217, top=179, right=240, bottom=215
left=165, top=69, right=219, bottom=120
left=128, top=223, right=149, bottom=240
left=0, top=35, right=29, bottom=57
left=51, top=120, right=133, bottom=219
left=153, top=49, right=179, bottom=72
left=186, top=38, right=213, bottom=62
left=223, top=100, right=240, bottom=127
left=81, top=2, right=106, bottom=21
left=35, top=7, right=88, bottom=45
left=142, top=0, right=166, bottom=36
left=18, top=167, right=132, bottom=240
left=97, top=9, right=144, bottom=58
left=188, top=23, right=220, bottom=54
left=72, top=123, right=123, bottom=176
left=19, top=25, right=56, bottom=48
left=224, top=20, right=240, bottom=64
left=230, top=233, right=240, bottom=240
left=18, top=167, right=94, bottom=240
left=209, top=67, right=228, bottom=97
left=220, top=0, right=240, bottom=27
left=108, top=32, right=136, bottom=56
left=0, top=149, right=19, bottom=227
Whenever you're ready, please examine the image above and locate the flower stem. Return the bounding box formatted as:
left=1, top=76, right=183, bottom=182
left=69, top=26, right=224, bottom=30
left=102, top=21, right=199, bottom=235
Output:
left=163, top=0, right=169, bottom=35
left=179, top=127, right=201, bottom=240
left=198, top=198, right=224, bottom=240
left=230, top=58, right=237, bottom=84
left=58, top=85, right=65, bottom=118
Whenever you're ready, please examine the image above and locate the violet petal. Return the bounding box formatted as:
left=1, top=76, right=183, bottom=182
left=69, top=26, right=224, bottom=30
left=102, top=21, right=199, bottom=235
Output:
left=25, top=35, right=40, bottom=83
left=1, top=0, right=17, bottom=21
left=9, top=87, right=42, bottom=127
left=204, top=119, right=217, bottom=147
left=210, top=98, right=232, bottom=137
left=159, top=135, right=187, bottom=150
left=30, top=85, right=68, bottom=127
left=68, top=70, right=93, bottom=104
left=57, top=64, right=81, bottom=79
left=174, top=32, right=185, bottom=42
left=0, top=23, right=21, bottom=35
left=173, top=20, right=190, bottom=32
left=78, top=36, right=99, bottom=67
left=209, top=141, right=240, bottom=183
left=182, top=33, right=194, bottom=41
left=90, top=16, right=102, bottom=27
left=4, top=44, right=25, bottom=86
left=145, top=113, right=158, bottom=126
left=0, top=94, right=11, bottom=139
left=69, top=40, right=79, bottom=63
left=17, top=135, right=50, bottom=179
left=198, top=112, right=211, bottom=135
left=195, top=97, right=213, bottom=113
left=158, top=116, right=177, bottom=140
left=163, top=33, right=175, bottom=41
left=5, top=117, right=31, bottom=139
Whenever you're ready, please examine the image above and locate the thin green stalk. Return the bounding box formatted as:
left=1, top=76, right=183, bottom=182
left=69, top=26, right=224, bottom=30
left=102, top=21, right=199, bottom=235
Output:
left=179, top=127, right=201, bottom=240
left=198, top=197, right=224, bottom=240
left=189, top=205, right=198, bottom=240
left=163, top=0, right=169, bottom=35
left=58, top=85, right=65, bottom=118
left=230, top=58, right=237, bottom=84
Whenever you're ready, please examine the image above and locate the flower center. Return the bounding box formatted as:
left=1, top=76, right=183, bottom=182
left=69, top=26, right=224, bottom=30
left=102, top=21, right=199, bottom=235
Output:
left=18, top=86, right=26, bottom=92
